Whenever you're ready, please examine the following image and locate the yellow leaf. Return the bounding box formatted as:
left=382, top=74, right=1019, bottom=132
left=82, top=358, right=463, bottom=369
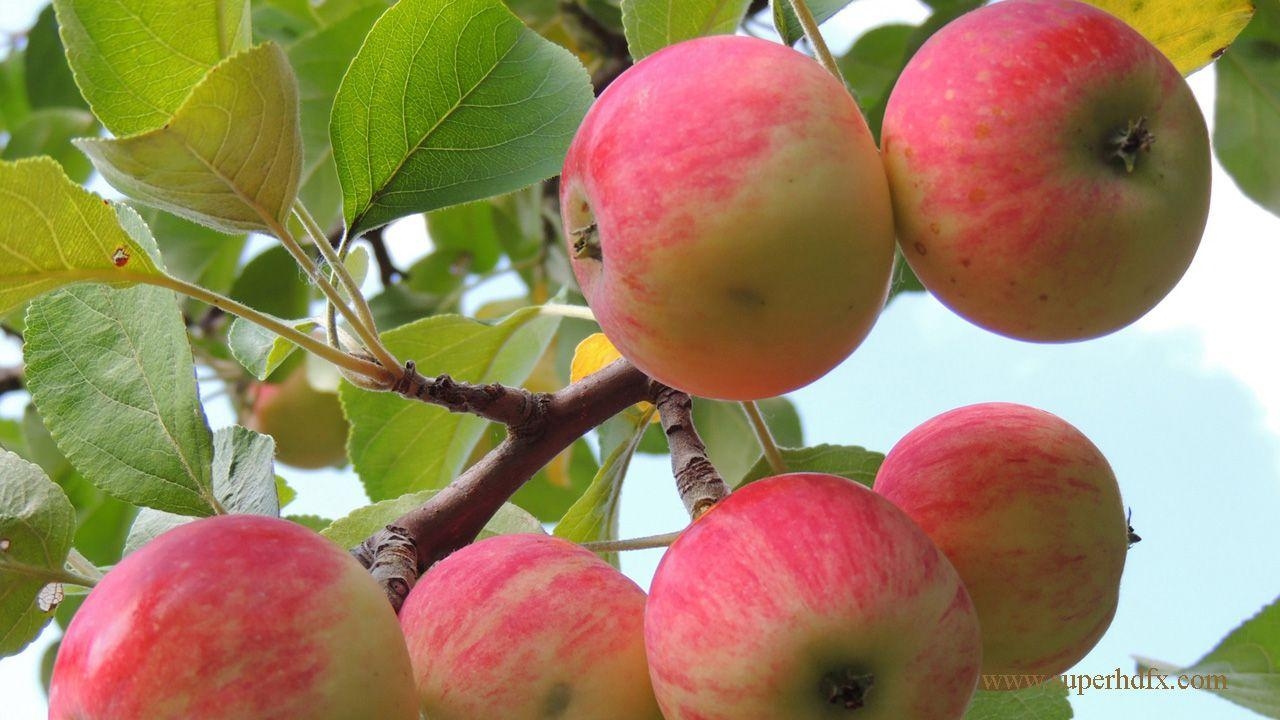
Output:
left=1086, top=0, right=1255, bottom=74
left=571, top=334, right=658, bottom=423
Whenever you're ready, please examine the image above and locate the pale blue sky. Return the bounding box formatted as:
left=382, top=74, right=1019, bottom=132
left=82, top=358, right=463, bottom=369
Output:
left=2, top=1, right=1278, bottom=718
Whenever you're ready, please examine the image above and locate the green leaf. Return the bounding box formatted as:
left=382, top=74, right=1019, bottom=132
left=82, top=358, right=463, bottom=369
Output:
left=53, top=0, right=252, bottom=135
left=740, top=443, right=884, bottom=488
left=838, top=23, right=913, bottom=122
left=229, top=245, right=311, bottom=318
left=228, top=317, right=318, bottom=380
left=0, top=47, right=31, bottom=134
left=24, top=283, right=217, bottom=517
left=2, top=108, right=98, bottom=183
left=773, top=0, right=854, bottom=46
left=320, top=489, right=542, bottom=548
left=140, top=208, right=247, bottom=296
left=25, top=405, right=138, bottom=568
left=620, top=0, right=752, bottom=59
left=426, top=202, right=508, bottom=275
left=124, top=425, right=280, bottom=553
left=287, top=513, right=331, bottom=532
left=1138, top=596, right=1280, bottom=717
left=0, top=451, right=76, bottom=657
left=0, top=157, right=165, bottom=315
left=963, top=684, right=1073, bottom=719
left=553, top=410, right=651, bottom=567
left=276, top=476, right=297, bottom=508
left=24, top=5, right=87, bottom=111
left=692, top=397, right=803, bottom=485
left=341, top=307, right=560, bottom=501
left=287, top=4, right=384, bottom=232
left=332, top=0, right=594, bottom=236
left=76, top=43, right=303, bottom=234
left=1215, top=0, right=1280, bottom=217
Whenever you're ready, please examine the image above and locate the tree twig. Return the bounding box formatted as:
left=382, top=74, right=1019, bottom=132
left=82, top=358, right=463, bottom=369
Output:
left=0, top=365, right=24, bottom=395
left=653, top=385, right=729, bottom=518
left=352, top=358, right=655, bottom=611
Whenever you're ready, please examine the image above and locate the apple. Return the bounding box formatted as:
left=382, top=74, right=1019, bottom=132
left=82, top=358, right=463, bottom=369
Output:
left=880, top=0, right=1211, bottom=341
left=874, top=402, right=1128, bottom=676
left=399, top=533, right=663, bottom=719
left=247, top=364, right=348, bottom=469
left=48, top=514, right=417, bottom=720
left=645, top=473, right=981, bottom=719
left=560, top=35, right=895, bottom=400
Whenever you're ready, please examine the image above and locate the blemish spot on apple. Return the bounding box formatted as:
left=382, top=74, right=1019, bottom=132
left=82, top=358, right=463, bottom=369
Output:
left=929, top=222, right=941, bottom=235
left=1039, top=293, right=1049, bottom=302
left=727, top=287, right=766, bottom=308
left=112, top=247, right=130, bottom=267
left=541, top=682, right=572, bottom=717
left=914, top=242, right=928, bottom=255
left=968, top=188, right=986, bottom=203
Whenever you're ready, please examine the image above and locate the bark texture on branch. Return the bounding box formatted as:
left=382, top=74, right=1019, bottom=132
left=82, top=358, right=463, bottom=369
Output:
left=653, top=385, right=730, bottom=518
left=353, top=358, right=654, bottom=612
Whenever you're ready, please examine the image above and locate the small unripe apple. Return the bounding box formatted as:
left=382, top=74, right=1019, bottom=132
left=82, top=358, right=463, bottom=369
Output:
left=399, top=533, right=663, bottom=720
left=874, top=403, right=1128, bottom=676
left=881, top=0, right=1210, bottom=341
left=645, top=473, right=981, bottom=719
left=48, top=514, right=418, bottom=720
left=246, top=364, right=348, bottom=469
left=561, top=35, right=895, bottom=400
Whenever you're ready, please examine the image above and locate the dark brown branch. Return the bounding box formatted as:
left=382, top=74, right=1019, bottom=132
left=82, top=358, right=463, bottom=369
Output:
left=651, top=385, right=729, bottom=518
left=391, top=361, right=549, bottom=427
left=559, top=0, right=632, bottom=92
left=0, top=365, right=24, bottom=395
left=364, top=227, right=402, bottom=285
left=354, top=358, right=654, bottom=611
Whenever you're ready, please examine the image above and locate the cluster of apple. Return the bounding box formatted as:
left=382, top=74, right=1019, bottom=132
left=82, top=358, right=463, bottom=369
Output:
left=45, top=401, right=1127, bottom=719
left=46, top=0, right=1202, bottom=718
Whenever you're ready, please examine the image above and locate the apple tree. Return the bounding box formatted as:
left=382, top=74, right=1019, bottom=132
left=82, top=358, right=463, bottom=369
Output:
left=0, top=0, right=1278, bottom=718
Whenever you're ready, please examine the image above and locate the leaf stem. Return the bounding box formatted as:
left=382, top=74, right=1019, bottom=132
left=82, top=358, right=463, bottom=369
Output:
left=742, top=400, right=788, bottom=476
left=65, top=548, right=105, bottom=583
left=292, top=202, right=383, bottom=342
left=787, top=0, right=845, bottom=82
left=144, top=273, right=391, bottom=382
left=266, top=217, right=401, bottom=374
left=580, top=530, right=682, bottom=553
left=540, top=303, right=597, bottom=322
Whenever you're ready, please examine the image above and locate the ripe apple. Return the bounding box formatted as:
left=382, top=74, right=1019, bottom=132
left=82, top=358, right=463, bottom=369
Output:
left=645, top=473, right=981, bottom=719
left=399, top=533, right=663, bottom=720
left=48, top=514, right=417, bottom=720
left=246, top=363, right=348, bottom=469
left=880, top=0, right=1211, bottom=341
left=560, top=35, right=895, bottom=400
left=874, top=403, right=1128, bottom=676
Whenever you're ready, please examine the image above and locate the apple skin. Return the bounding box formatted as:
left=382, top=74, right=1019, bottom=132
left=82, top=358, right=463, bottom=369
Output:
left=48, top=514, right=417, bottom=720
left=881, top=0, right=1210, bottom=341
left=560, top=35, right=895, bottom=400
left=399, top=533, right=663, bottom=720
left=874, top=403, right=1128, bottom=676
left=247, top=365, right=348, bottom=469
left=645, top=473, right=981, bottom=719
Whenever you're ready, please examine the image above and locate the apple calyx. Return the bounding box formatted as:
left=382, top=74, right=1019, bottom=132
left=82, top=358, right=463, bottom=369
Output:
left=821, top=669, right=875, bottom=710
left=1108, top=116, right=1154, bottom=173
left=571, top=224, right=602, bottom=260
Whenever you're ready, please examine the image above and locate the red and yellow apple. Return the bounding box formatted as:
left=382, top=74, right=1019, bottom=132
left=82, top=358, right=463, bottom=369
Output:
left=874, top=402, right=1128, bottom=676
left=399, top=533, right=662, bottom=720
left=246, top=364, right=348, bottom=469
left=645, top=473, right=981, bottom=719
left=48, top=514, right=417, bottom=720
left=881, top=0, right=1210, bottom=341
left=560, top=35, right=895, bottom=400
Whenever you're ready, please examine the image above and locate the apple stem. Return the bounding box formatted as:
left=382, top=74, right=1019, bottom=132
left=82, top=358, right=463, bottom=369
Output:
left=654, top=385, right=730, bottom=518
left=581, top=530, right=683, bottom=553
left=742, top=400, right=788, bottom=476
left=821, top=669, right=875, bottom=710
left=1109, top=117, right=1154, bottom=173
left=787, top=0, right=846, bottom=84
